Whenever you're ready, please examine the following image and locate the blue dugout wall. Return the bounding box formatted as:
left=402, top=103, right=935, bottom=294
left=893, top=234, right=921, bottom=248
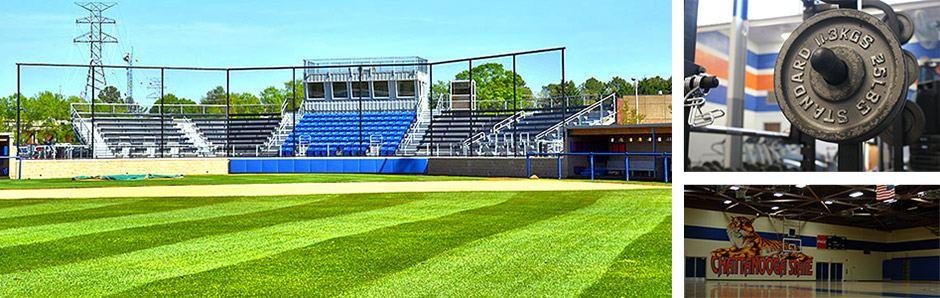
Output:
left=230, top=158, right=428, bottom=174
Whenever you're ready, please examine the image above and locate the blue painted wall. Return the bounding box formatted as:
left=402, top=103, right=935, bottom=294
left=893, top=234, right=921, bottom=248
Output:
left=230, top=158, right=428, bottom=174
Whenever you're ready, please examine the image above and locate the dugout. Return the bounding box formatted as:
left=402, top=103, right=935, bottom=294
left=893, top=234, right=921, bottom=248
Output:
left=565, top=124, right=671, bottom=181
left=0, top=133, right=13, bottom=179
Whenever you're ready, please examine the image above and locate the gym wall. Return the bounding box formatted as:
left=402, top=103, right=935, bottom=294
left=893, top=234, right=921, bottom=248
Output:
left=685, top=208, right=940, bottom=281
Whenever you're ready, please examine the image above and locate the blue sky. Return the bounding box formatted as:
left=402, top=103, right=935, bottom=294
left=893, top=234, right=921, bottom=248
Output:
left=2, top=0, right=672, bottom=103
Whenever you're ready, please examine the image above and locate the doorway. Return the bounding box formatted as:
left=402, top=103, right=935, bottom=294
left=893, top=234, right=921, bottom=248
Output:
left=816, top=262, right=843, bottom=281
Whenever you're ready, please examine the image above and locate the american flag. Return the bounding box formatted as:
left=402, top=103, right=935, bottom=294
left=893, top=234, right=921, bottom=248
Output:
left=876, top=185, right=895, bottom=201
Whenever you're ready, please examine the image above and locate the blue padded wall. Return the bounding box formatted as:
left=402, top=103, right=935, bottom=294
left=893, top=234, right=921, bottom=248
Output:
left=883, top=256, right=940, bottom=281
left=230, top=158, right=428, bottom=174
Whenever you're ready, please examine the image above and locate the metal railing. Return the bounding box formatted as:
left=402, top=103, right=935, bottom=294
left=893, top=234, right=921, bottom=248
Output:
left=71, top=103, right=281, bottom=115
left=534, top=93, right=617, bottom=141
left=300, top=99, right=419, bottom=113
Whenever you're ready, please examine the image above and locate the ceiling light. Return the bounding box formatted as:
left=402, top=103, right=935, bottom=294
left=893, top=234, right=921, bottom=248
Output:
left=854, top=212, right=871, bottom=216
left=795, top=184, right=806, bottom=188
left=723, top=200, right=733, bottom=204
left=907, top=206, right=918, bottom=211
left=771, top=206, right=780, bottom=210
left=774, top=192, right=784, bottom=197
left=781, top=32, right=791, bottom=40
left=729, top=186, right=740, bottom=191
left=917, top=191, right=926, bottom=196
left=884, top=198, right=897, bottom=203
left=849, top=191, right=864, bottom=198
left=824, top=200, right=833, bottom=205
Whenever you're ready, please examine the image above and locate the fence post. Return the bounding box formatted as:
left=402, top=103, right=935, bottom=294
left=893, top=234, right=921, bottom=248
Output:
left=625, top=152, right=630, bottom=181
left=526, top=154, right=530, bottom=178
left=557, top=154, right=562, bottom=180
left=661, top=154, right=666, bottom=183
left=589, top=153, right=595, bottom=181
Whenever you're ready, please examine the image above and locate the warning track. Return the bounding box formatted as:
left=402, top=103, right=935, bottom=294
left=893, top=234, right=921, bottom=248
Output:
left=0, top=179, right=668, bottom=199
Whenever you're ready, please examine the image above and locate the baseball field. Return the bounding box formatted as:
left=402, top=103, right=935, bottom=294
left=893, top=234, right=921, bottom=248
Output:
left=0, top=174, right=671, bottom=297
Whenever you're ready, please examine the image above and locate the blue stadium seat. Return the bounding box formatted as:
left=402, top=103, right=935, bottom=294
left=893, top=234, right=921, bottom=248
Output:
left=279, top=111, right=416, bottom=156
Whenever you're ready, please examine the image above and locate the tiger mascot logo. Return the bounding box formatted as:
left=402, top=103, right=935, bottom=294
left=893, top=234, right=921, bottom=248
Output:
left=710, top=216, right=812, bottom=262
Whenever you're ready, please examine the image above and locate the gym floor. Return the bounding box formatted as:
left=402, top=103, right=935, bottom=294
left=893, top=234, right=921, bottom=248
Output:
left=684, top=279, right=940, bottom=297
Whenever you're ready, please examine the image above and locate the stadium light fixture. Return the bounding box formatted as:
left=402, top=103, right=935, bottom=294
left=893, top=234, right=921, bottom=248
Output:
left=849, top=191, right=864, bottom=198
left=723, top=199, right=733, bottom=204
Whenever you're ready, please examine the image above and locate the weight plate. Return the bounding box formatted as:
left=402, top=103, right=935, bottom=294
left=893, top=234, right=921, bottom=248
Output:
left=903, top=50, right=917, bottom=86
left=774, top=9, right=906, bottom=143
left=897, top=12, right=914, bottom=45
left=880, top=100, right=925, bottom=145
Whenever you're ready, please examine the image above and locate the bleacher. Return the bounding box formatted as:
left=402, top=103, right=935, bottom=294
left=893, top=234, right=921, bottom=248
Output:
left=416, top=106, right=587, bottom=155
left=95, top=117, right=196, bottom=158
left=191, top=117, right=281, bottom=155
left=279, top=111, right=415, bottom=156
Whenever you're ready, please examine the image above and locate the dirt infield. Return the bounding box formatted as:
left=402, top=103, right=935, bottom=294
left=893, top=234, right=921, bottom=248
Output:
left=0, top=179, right=669, bottom=200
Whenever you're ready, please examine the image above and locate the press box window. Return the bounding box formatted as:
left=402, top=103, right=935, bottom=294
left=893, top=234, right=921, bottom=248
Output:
left=332, top=82, right=348, bottom=98
left=352, top=82, right=369, bottom=98
left=307, top=83, right=325, bottom=99
left=398, top=81, right=416, bottom=97
left=373, top=81, right=390, bottom=98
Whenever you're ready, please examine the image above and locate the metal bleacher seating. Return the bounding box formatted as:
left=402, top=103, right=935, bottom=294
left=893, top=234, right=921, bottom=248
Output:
left=95, top=117, right=196, bottom=158
left=279, top=111, right=415, bottom=156
left=191, top=117, right=281, bottom=156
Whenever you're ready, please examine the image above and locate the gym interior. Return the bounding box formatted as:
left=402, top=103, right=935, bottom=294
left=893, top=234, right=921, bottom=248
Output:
left=684, top=185, right=939, bottom=297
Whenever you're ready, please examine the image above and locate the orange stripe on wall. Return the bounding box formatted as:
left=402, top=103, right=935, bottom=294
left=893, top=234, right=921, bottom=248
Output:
left=694, top=48, right=728, bottom=79
left=695, top=47, right=774, bottom=91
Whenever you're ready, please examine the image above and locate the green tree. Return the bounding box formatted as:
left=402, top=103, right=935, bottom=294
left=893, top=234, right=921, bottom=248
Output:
left=580, top=77, right=608, bottom=96
left=540, top=80, right=581, bottom=107
left=97, top=86, right=123, bottom=104
left=606, top=76, right=635, bottom=97
left=454, top=63, right=534, bottom=110
left=430, top=80, right=449, bottom=110
left=149, top=94, right=198, bottom=114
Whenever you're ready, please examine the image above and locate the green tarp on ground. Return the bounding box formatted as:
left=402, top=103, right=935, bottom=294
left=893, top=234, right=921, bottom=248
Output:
left=72, top=174, right=184, bottom=181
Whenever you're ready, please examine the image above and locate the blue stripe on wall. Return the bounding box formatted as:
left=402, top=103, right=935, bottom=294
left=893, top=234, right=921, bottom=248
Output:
left=697, top=31, right=779, bottom=70
left=685, top=225, right=940, bottom=252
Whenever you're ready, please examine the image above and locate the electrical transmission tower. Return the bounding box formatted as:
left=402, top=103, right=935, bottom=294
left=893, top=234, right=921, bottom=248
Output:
left=123, top=49, right=134, bottom=103
left=74, top=2, right=118, bottom=101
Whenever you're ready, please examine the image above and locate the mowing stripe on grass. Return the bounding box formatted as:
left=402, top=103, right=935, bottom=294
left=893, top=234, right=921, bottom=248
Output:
left=0, top=197, right=228, bottom=231
left=0, top=199, right=139, bottom=219
left=0, top=196, right=317, bottom=248
left=579, top=215, right=672, bottom=297
left=0, top=193, right=508, bottom=297
left=348, top=189, right=671, bottom=297
left=0, top=201, right=41, bottom=210
left=0, top=194, right=409, bottom=274
left=115, top=191, right=601, bottom=297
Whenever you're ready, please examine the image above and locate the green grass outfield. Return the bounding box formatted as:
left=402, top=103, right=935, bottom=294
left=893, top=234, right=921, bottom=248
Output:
left=0, top=188, right=671, bottom=297
left=0, top=173, right=669, bottom=190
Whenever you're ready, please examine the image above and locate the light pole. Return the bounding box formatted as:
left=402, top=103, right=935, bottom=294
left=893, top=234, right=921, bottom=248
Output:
left=631, top=77, right=639, bottom=124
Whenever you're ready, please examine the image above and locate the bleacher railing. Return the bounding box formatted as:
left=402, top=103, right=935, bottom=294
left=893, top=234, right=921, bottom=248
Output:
left=534, top=93, right=617, bottom=142
left=71, top=103, right=280, bottom=116
left=300, top=99, right=419, bottom=113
